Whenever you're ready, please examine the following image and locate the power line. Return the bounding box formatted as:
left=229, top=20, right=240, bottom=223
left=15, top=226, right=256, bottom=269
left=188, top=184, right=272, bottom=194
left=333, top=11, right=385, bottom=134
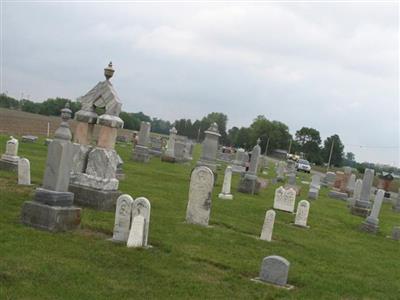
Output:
left=346, top=144, right=399, bottom=149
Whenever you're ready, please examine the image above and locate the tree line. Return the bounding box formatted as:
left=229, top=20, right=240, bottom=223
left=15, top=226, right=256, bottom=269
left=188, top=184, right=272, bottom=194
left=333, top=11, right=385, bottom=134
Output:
left=1, top=93, right=383, bottom=172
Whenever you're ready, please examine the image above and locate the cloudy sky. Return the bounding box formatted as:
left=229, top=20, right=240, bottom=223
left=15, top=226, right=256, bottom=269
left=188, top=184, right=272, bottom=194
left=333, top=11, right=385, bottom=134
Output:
left=1, top=1, right=399, bottom=166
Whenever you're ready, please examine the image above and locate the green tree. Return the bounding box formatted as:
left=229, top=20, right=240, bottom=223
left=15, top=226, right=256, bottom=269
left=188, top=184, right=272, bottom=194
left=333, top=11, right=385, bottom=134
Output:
left=0, top=93, right=19, bottom=109
left=322, top=134, right=345, bottom=167
left=346, top=152, right=355, bottom=161
left=295, top=127, right=322, bottom=164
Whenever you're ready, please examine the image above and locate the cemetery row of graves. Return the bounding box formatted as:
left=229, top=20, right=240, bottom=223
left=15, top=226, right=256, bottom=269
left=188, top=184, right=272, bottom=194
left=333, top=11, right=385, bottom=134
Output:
left=0, top=64, right=399, bottom=299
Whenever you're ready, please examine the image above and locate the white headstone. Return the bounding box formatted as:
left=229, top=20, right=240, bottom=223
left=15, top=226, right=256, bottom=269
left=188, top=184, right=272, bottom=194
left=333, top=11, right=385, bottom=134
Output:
left=347, top=174, right=356, bottom=192
left=219, top=166, right=233, bottom=200
left=186, top=166, right=214, bottom=226
left=18, top=158, right=31, bottom=185
left=112, top=194, right=134, bottom=242
left=127, top=215, right=145, bottom=248
left=131, top=197, right=151, bottom=247
left=294, top=200, right=310, bottom=227
left=6, top=136, right=18, bottom=156
left=274, top=187, right=296, bottom=213
left=260, top=209, right=276, bottom=242
left=353, top=179, right=363, bottom=200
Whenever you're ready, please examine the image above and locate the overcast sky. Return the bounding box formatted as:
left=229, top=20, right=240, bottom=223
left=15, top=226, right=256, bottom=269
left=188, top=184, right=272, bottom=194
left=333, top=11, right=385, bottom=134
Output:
left=1, top=2, right=399, bottom=166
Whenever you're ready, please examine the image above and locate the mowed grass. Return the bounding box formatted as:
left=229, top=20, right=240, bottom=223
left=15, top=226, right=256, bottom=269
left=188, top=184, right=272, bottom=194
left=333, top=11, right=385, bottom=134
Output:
left=0, top=135, right=399, bottom=300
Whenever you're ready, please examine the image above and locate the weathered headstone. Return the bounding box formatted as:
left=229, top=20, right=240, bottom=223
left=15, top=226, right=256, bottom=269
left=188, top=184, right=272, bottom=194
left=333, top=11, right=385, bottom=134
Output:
left=294, top=200, right=310, bottom=228
left=273, top=187, right=296, bottom=213
left=219, top=166, right=233, bottom=200
left=390, top=226, right=400, bottom=240
left=346, top=174, right=356, bottom=194
left=162, top=127, right=177, bottom=162
left=112, top=194, right=134, bottom=242
left=132, top=121, right=151, bottom=163
left=260, top=209, right=275, bottom=242
left=21, top=105, right=81, bottom=232
left=348, top=179, right=362, bottom=207
left=308, top=186, right=319, bottom=200
left=128, top=197, right=151, bottom=247
left=310, top=174, right=321, bottom=190
left=286, top=160, right=296, bottom=175
left=361, top=189, right=384, bottom=233
left=18, top=158, right=31, bottom=185
left=392, top=188, right=400, bottom=212
left=287, top=173, right=296, bottom=186
left=0, top=136, right=20, bottom=172
left=321, top=172, right=335, bottom=187
left=259, top=256, right=290, bottom=286
left=149, top=136, right=163, bottom=157
left=238, top=139, right=261, bottom=194
left=351, top=168, right=374, bottom=217
left=276, top=161, right=286, bottom=182
left=232, top=148, right=246, bottom=173
left=197, top=123, right=221, bottom=173
left=186, top=166, right=214, bottom=226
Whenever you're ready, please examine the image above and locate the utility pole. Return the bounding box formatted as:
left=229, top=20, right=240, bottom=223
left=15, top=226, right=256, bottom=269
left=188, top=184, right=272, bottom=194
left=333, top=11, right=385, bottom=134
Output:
left=197, top=127, right=201, bottom=143
left=288, top=139, right=292, bottom=154
left=264, top=137, right=270, bottom=156
left=327, top=138, right=335, bottom=172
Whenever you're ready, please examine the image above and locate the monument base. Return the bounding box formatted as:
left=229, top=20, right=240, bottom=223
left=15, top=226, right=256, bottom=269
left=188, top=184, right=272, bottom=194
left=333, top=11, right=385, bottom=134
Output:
left=360, top=218, right=379, bottom=234
left=392, top=204, right=400, bottom=213
left=238, top=175, right=260, bottom=195
left=0, top=159, right=18, bottom=172
left=328, top=190, right=348, bottom=201
left=34, top=188, right=74, bottom=206
left=231, top=165, right=246, bottom=173
left=21, top=201, right=81, bottom=232
left=350, top=205, right=370, bottom=217
left=149, top=149, right=162, bottom=157
left=308, top=189, right=319, bottom=200
left=132, top=145, right=150, bottom=163
left=218, top=193, right=233, bottom=200
left=69, top=184, right=121, bottom=211
left=161, top=155, right=176, bottom=163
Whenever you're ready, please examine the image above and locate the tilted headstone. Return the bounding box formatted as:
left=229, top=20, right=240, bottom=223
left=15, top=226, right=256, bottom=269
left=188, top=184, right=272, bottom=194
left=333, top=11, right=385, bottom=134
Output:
left=186, top=166, right=214, bottom=226
left=361, top=189, right=384, bottom=233
left=18, top=158, right=31, bottom=185
left=273, top=187, right=296, bottom=213
left=127, top=197, right=151, bottom=247
left=112, top=194, right=134, bottom=242
left=259, top=256, right=290, bottom=286
left=294, top=200, right=310, bottom=228
left=219, top=166, right=233, bottom=200
left=260, top=209, right=276, bottom=242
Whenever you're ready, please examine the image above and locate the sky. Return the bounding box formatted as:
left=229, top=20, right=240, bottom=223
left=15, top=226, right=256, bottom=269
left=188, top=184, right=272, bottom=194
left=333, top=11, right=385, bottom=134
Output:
left=1, top=1, right=399, bottom=166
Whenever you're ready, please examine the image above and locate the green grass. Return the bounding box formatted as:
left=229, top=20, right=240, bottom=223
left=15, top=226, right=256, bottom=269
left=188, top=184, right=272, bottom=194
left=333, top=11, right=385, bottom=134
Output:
left=0, top=135, right=399, bottom=299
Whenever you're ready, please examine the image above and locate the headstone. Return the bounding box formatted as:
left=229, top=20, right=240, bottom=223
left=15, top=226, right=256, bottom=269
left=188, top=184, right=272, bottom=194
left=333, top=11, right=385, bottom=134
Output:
left=197, top=123, right=221, bottom=172
left=186, top=166, right=214, bottom=226
left=18, top=158, right=31, bottom=185
left=348, top=179, right=362, bottom=207
left=351, top=168, right=374, bottom=217
left=346, top=174, right=356, bottom=194
left=21, top=135, right=38, bottom=143
left=149, top=136, right=163, bottom=157
left=132, top=121, right=151, bottom=163
left=112, top=194, right=134, bottom=242
left=162, top=127, right=177, bottom=162
left=219, top=166, right=233, bottom=200
left=273, top=187, right=296, bottom=213
left=21, top=105, right=81, bottom=232
left=390, top=226, right=400, bottom=240
left=286, top=160, right=296, bottom=175
left=260, top=209, right=275, bottom=242
left=238, top=139, right=261, bottom=194
left=308, top=186, right=319, bottom=200
left=392, top=188, right=400, bottom=212
left=232, top=148, right=246, bottom=173
left=128, top=197, right=151, bottom=247
left=310, top=175, right=321, bottom=190
left=321, top=172, right=335, bottom=187
left=259, top=256, right=290, bottom=286
left=276, top=161, right=286, bottom=182
left=287, top=173, right=296, bottom=186
left=294, top=200, right=310, bottom=228
left=360, top=189, right=384, bottom=233
left=0, top=136, right=20, bottom=172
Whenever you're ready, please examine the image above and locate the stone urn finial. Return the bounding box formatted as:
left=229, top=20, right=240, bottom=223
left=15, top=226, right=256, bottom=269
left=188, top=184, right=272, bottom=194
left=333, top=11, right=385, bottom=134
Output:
left=257, top=138, right=261, bottom=145
left=104, top=61, right=115, bottom=80
left=54, top=103, right=72, bottom=141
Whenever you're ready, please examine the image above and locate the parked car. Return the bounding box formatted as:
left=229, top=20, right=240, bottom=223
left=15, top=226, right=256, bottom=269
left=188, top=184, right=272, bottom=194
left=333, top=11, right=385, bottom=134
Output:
left=296, top=159, right=311, bottom=173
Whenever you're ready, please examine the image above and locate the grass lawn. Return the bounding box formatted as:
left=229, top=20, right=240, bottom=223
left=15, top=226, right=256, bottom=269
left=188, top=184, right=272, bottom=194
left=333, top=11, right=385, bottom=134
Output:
left=0, top=135, right=399, bottom=299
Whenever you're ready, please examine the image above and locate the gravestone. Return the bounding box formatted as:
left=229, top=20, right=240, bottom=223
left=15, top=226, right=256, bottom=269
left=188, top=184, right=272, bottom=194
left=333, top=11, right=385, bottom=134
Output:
left=259, top=256, right=290, bottom=286
left=348, top=179, right=363, bottom=207
left=238, top=139, right=261, bottom=194
left=18, top=158, right=31, bottom=185
left=112, top=194, right=134, bottom=242
left=361, top=189, right=384, bottom=233
left=392, top=188, right=400, bottom=212
left=21, top=105, right=81, bottom=232
left=161, top=127, right=177, bottom=162
left=390, top=226, right=400, bottom=240
left=321, top=172, right=335, bottom=187
left=186, top=166, right=214, bottom=226
left=132, top=121, right=151, bottom=163
left=308, top=186, right=319, bottom=200
left=351, top=168, right=374, bottom=217
left=273, top=187, right=295, bottom=213
left=286, top=160, right=296, bottom=175
left=69, top=63, right=123, bottom=211
left=287, top=174, right=296, bottom=186
left=232, top=148, right=246, bottom=173
left=149, top=136, right=163, bottom=157
left=116, top=154, right=125, bottom=180
left=294, top=200, right=310, bottom=228
left=21, top=135, right=38, bottom=143
left=0, top=136, right=20, bottom=172
left=346, top=174, right=356, bottom=194
left=276, top=161, right=286, bottom=182
left=128, top=197, right=151, bottom=247
left=219, top=166, right=233, bottom=200
left=174, top=135, right=189, bottom=162
left=197, top=123, right=221, bottom=173
left=260, top=209, right=275, bottom=242
left=310, top=175, right=321, bottom=190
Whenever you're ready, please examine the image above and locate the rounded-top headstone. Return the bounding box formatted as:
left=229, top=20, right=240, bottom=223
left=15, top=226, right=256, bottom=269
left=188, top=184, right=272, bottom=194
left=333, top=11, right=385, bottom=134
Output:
left=259, top=255, right=290, bottom=286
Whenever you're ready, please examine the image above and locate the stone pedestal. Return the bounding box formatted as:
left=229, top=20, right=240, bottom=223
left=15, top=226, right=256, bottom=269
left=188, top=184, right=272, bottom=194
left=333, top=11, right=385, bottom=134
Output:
left=0, top=159, right=18, bottom=172
left=308, top=188, right=319, bottom=200
left=133, top=145, right=150, bottom=163
left=328, top=190, right=348, bottom=201
left=360, top=217, right=379, bottom=233
left=238, top=174, right=260, bottom=195
left=69, top=184, right=121, bottom=211
left=350, top=204, right=370, bottom=217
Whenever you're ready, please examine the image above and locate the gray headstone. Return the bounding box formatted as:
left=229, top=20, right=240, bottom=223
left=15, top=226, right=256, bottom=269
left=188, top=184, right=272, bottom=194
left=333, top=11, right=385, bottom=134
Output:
left=197, top=123, right=221, bottom=171
left=259, top=255, right=290, bottom=286
left=260, top=209, right=275, bottom=242
left=391, top=226, right=400, bottom=240
left=294, top=200, right=310, bottom=227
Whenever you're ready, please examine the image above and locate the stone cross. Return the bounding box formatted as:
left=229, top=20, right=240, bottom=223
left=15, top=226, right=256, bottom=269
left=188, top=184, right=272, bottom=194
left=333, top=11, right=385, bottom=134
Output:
left=294, top=200, right=310, bottom=228
left=259, top=255, right=290, bottom=286
left=186, top=166, right=214, bottom=226
left=218, top=166, right=233, bottom=200
left=18, top=158, right=31, bottom=185
left=112, top=194, right=134, bottom=242
left=260, top=209, right=275, bottom=242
